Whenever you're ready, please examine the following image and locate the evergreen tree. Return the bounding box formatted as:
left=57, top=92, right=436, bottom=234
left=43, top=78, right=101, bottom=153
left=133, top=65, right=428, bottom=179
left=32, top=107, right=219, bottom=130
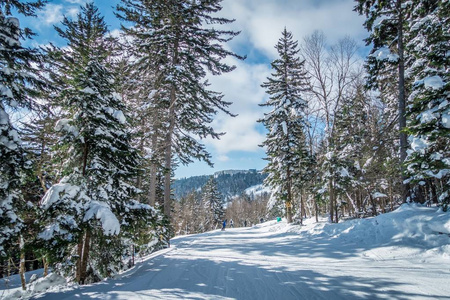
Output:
left=202, top=176, right=224, bottom=230
left=354, top=0, right=413, bottom=202
left=259, top=28, right=310, bottom=224
left=405, top=0, right=449, bottom=210
left=117, top=0, right=244, bottom=218
left=39, top=3, right=151, bottom=284
left=329, top=83, right=368, bottom=218
left=0, top=0, right=46, bottom=260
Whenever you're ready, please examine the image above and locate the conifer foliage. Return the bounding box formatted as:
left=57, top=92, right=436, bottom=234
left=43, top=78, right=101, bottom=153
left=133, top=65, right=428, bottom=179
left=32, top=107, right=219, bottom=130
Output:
left=354, top=0, right=411, bottom=202
left=117, top=0, right=244, bottom=217
left=405, top=0, right=449, bottom=209
left=259, top=28, right=311, bottom=223
left=201, top=176, right=224, bottom=230
left=0, top=0, right=46, bottom=258
left=39, top=3, right=151, bottom=284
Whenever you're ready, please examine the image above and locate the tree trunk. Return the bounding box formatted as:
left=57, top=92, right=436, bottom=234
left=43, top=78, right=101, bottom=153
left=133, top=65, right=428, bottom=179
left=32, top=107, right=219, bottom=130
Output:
left=19, top=236, right=26, bottom=291
left=286, top=201, right=293, bottom=223
left=396, top=0, right=410, bottom=203
left=286, top=171, right=293, bottom=223
left=163, top=21, right=180, bottom=219
left=76, top=235, right=83, bottom=283
left=430, top=179, right=438, bottom=205
left=136, top=138, right=144, bottom=202
left=389, top=180, right=394, bottom=211
left=43, top=255, right=49, bottom=277
left=314, top=197, right=319, bottom=223
left=149, top=128, right=159, bottom=206
left=369, top=193, right=378, bottom=216
left=328, top=178, right=334, bottom=223
left=163, top=104, right=175, bottom=217
left=79, top=230, right=91, bottom=285
left=335, top=196, right=339, bottom=223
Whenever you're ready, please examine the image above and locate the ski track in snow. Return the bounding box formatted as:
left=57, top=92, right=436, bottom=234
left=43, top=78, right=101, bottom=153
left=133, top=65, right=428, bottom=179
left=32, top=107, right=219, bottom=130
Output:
left=4, top=206, right=450, bottom=300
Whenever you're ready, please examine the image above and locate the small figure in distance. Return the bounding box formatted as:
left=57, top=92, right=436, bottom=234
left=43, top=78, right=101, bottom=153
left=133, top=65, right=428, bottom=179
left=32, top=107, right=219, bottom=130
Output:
left=230, top=219, right=234, bottom=228
left=222, top=219, right=227, bottom=231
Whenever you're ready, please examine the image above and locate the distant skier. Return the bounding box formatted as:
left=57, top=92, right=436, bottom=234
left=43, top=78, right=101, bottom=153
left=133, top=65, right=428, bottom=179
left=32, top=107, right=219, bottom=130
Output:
left=244, top=220, right=247, bottom=227
left=230, top=219, right=234, bottom=228
left=222, top=219, right=227, bottom=231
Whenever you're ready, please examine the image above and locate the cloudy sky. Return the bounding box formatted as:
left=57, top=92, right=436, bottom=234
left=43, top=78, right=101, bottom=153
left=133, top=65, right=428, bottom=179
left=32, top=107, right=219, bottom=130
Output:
left=21, top=0, right=368, bottom=179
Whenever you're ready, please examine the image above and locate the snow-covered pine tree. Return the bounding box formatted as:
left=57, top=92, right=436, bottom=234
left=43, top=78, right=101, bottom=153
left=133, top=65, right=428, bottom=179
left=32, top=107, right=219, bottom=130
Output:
left=39, top=3, right=152, bottom=284
left=117, top=0, right=244, bottom=218
left=354, top=0, right=413, bottom=202
left=201, top=176, right=224, bottom=230
left=259, top=28, right=310, bottom=224
left=112, top=55, right=167, bottom=207
left=405, top=0, right=449, bottom=210
left=331, top=81, right=375, bottom=217
left=0, top=0, right=46, bottom=262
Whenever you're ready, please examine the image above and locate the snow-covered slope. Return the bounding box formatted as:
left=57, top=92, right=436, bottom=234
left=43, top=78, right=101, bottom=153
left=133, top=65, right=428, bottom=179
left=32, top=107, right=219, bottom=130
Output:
left=2, top=204, right=449, bottom=299
left=244, top=184, right=271, bottom=198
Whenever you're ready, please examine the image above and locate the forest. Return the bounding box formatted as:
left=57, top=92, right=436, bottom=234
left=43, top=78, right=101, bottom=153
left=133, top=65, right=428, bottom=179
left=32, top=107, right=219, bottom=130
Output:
left=0, top=0, right=448, bottom=292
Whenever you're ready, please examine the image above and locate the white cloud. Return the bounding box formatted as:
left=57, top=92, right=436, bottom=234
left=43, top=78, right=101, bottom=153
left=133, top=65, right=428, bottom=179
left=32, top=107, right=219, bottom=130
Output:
left=205, top=58, right=270, bottom=154
left=221, top=0, right=367, bottom=59
left=200, top=0, right=367, bottom=159
left=36, top=2, right=84, bottom=28
left=217, top=155, right=230, bottom=162
left=37, top=4, right=64, bottom=26
left=66, top=7, right=80, bottom=19
left=64, top=0, right=87, bottom=4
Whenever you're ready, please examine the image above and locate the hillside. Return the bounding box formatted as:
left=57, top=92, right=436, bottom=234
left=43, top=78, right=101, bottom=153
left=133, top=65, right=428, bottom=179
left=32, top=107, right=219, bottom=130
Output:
left=3, top=204, right=449, bottom=299
left=172, top=169, right=267, bottom=200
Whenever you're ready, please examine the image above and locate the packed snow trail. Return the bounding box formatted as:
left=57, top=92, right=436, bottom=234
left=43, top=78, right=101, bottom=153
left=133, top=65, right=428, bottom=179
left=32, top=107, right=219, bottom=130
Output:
left=14, top=205, right=450, bottom=299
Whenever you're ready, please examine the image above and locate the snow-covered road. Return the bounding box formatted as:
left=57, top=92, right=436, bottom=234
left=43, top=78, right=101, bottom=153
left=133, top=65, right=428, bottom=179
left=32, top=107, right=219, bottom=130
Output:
left=31, top=209, right=450, bottom=300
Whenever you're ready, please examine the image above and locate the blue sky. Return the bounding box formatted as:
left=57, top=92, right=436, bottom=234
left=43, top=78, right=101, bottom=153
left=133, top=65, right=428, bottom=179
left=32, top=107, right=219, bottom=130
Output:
left=19, top=0, right=367, bottom=179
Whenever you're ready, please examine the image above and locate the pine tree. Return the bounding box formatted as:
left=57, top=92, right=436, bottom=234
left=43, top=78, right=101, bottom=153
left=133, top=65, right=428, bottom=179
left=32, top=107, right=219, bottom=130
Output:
left=39, top=3, right=150, bottom=284
left=259, top=28, right=310, bottom=224
left=405, top=0, right=449, bottom=210
left=117, top=0, right=244, bottom=218
left=0, top=0, right=46, bottom=261
left=354, top=0, right=413, bottom=202
left=202, top=176, right=224, bottom=230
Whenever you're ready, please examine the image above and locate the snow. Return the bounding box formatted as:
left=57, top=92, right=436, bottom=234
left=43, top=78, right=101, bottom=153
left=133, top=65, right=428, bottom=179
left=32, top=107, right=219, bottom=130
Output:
left=54, top=119, right=79, bottom=137
left=40, top=181, right=80, bottom=210
left=371, top=47, right=399, bottom=62
left=281, top=121, right=287, bottom=135
left=423, top=75, right=444, bottom=90
left=113, top=110, right=126, bottom=124
left=442, top=112, right=450, bottom=129
left=83, top=201, right=120, bottom=235
left=244, top=184, right=271, bottom=197
left=3, top=204, right=449, bottom=300
left=410, top=136, right=429, bottom=153
left=372, top=192, right=387, bottom=198
left=338, top=167, right=350, bottom=178
left=81, top=87, right=96, bottom=94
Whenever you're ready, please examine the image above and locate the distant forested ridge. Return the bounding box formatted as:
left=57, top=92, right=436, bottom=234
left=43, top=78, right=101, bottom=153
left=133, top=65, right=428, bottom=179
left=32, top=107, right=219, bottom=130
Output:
left=173, top=170, right=267, bottom=200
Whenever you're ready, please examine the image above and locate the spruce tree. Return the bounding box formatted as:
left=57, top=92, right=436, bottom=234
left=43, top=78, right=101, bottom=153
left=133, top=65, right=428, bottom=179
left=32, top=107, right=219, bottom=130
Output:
left=39, top=3, right=150, bottom=284
left=354, top=0, right=413, bottom=202
left=259, top=28, right=310, bottom=224
left=117, top=0, right=244, bottom=218
left=202, top=176, right=224, bottom=230
left=405, top=0, right=449, bottom=209
left=0, top=0, right=46, bottom=259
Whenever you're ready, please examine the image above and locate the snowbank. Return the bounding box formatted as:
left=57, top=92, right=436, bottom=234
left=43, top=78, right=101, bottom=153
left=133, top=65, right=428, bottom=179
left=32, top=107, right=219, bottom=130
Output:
left=293, top=203, right=450, bottom=260
left=0, top=272, right=66, bottom=300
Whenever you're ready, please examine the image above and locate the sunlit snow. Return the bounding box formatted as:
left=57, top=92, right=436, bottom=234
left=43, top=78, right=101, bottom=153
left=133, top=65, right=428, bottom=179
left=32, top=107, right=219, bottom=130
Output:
left=3, top=204, right=449, bottom=300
